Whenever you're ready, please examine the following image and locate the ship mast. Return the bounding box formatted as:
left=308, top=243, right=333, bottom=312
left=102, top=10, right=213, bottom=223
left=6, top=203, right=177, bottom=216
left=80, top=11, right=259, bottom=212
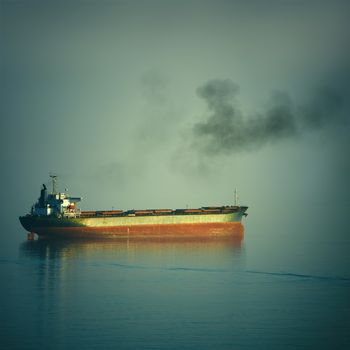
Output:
left=234, top=188, right=239, bottom=206
left=49, top=174, right=58, bottom=194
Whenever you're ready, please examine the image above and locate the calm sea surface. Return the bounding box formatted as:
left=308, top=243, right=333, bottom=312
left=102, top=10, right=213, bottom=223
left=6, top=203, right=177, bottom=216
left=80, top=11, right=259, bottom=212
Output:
left=1, top=212, right=349, bottom=350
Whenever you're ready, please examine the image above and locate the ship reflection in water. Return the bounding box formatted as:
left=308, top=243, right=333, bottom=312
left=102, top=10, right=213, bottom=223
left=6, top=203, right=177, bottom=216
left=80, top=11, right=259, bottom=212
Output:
left=17, top=234, right=245, bottom=349
left=20, top=235, right=244, bottom=267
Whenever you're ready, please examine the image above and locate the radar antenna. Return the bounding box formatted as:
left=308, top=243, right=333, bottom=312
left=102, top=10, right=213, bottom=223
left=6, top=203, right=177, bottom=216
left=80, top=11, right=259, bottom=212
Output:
left=49, top=174, right=58, bottom=194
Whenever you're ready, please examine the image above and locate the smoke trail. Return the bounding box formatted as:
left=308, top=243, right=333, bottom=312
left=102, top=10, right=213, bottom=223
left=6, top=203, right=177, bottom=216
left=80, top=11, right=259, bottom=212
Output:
left=193, top=79, right=346, bottom=155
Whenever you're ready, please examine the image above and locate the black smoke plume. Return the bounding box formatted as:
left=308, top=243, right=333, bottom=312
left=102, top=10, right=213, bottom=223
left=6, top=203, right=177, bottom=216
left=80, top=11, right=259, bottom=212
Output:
left=193, top=79, right=346, bottom=155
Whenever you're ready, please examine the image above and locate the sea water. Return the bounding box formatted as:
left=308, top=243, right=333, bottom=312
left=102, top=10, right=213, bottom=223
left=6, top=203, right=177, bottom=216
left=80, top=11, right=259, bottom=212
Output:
left=1, top=211, right=349, bottom=350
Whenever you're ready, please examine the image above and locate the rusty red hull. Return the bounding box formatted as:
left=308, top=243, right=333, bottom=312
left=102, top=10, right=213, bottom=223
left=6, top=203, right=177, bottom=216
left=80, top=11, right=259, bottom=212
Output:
left=35, top=222, right=244, bottom=239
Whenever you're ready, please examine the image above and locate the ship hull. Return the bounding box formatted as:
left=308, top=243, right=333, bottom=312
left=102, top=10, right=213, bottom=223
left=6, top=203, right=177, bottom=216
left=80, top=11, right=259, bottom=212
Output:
left=19, top=211, right=246, bottom=239
left=26, top=222, right=244, bottom=239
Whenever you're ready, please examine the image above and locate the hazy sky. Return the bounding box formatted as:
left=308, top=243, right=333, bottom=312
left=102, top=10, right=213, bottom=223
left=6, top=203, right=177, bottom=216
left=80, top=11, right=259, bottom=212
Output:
left=1, top=0, right=349, bottom=230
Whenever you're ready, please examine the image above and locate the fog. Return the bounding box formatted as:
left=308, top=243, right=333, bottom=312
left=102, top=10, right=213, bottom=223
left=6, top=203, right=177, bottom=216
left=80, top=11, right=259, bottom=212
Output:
left=1, top=0, right=349, bottom=241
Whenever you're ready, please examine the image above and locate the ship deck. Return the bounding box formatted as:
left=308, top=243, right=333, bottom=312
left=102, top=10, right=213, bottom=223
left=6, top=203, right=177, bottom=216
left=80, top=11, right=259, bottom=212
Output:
left=80, top=206, right=247, bottom=218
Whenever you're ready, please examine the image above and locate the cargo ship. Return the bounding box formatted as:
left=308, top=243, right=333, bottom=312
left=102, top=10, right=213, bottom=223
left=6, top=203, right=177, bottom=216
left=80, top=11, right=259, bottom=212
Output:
left=19, top=176, right=248, bottom=239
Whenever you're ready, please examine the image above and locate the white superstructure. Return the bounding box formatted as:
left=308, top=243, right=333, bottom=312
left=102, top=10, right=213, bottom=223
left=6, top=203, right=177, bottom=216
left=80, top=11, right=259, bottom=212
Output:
left=31, top=177, right=82, bottom=218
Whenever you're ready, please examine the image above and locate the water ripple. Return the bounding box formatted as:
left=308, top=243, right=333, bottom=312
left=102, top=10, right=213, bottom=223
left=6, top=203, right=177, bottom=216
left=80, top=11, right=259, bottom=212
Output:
left=244, top=270, right=350, bottom=282
left=164, top=265, right=350, bottom=282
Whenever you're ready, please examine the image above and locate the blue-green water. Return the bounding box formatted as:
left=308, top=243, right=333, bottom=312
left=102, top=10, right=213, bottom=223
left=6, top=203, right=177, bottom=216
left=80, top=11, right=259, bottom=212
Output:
left=1, top=216, right=350, bottom=350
